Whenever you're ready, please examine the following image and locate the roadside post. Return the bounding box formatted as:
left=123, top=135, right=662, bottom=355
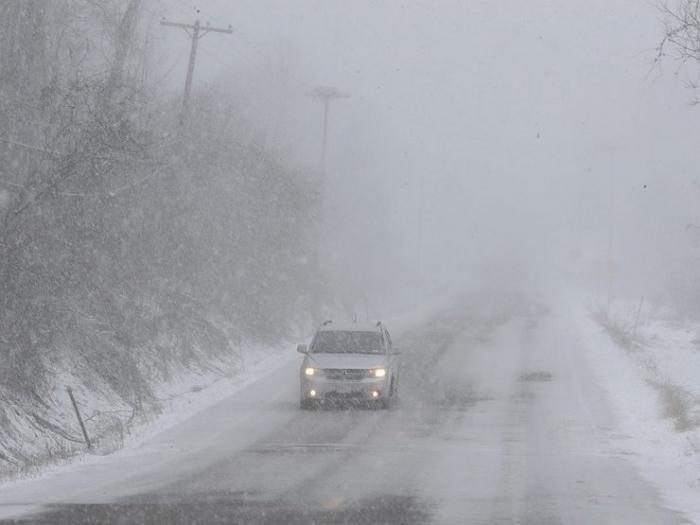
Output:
left=66, top=387, right=92, bottom=450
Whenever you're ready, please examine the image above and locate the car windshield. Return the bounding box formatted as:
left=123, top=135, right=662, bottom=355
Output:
left=311, top=331, right=384, bottom=354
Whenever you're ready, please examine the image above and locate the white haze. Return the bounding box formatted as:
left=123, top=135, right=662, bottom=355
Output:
left=151, top=0, right=700, bottom=313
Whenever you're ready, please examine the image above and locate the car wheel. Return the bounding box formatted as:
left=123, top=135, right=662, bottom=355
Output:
left=384, top=379, right=397, bottom=409
left=379, top=391, right=392, bottom=409
left=300, top=398, right=317, bottom=410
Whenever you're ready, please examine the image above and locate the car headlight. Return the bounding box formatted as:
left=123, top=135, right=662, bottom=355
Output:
left=370, top=368, right=386, bottom=378
left=305, top=367, right=318, bottom=377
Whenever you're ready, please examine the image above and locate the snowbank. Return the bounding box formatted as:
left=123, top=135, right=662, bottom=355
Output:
left=0, top=308, right=296, bottom=484
left=573, top=299, right=700, bottom=522
left=0, top=341, right=296, bottom=488
left=0, top=295, right=453, bottom=489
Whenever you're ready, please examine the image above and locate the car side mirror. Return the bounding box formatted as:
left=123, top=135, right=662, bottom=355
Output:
left=296, top=344, right=308, bottom=354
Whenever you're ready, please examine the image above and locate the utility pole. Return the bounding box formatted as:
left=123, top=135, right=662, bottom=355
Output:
left=308, top=86, right=349, bottom=177
left=307, top=87, right=348, bottom=317
left=160, top=19, right=232, bottom=123
left=307, top=86, right=348, bottom=235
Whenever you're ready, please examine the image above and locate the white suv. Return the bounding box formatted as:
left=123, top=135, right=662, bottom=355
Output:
left=297, top=321, right=400, bottom=409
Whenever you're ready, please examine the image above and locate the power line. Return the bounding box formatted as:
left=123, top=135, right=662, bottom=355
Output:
left=146, top=1, right=278, bottom=77
left=158, top=1, right=278, bottom=64
left=160, top=17, right=233, bottom=121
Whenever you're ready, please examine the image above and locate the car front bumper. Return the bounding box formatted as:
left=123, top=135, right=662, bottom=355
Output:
left=301, top=376, right=389, bottom=401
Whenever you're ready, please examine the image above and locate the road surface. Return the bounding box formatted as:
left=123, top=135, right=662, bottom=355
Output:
left=0, top=302, right=688, bottom=524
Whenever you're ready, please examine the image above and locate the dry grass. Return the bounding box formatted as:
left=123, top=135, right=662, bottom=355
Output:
left=591, top=310, right=643, bottom=352
left=591, top=308, right=700, bottom=433
left=648, top=379, right=700, bottom=432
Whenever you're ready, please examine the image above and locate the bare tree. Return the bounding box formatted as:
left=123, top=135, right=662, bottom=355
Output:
left=658, top=1, right=700, bottom=100
left=0, top=1, right=322, bottom=471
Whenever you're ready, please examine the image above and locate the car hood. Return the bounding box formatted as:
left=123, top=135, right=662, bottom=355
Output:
left=306, top=352, right=388, bottom=370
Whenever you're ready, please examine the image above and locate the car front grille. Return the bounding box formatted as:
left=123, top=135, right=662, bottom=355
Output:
left=323, top=368, right=368, bottom=381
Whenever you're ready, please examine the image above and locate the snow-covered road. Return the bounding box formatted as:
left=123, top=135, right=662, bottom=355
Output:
left=0, top=303, right=688, bottom=524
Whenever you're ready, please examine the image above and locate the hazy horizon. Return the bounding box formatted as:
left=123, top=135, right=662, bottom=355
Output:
left=149, top=0, right=700, bottom=313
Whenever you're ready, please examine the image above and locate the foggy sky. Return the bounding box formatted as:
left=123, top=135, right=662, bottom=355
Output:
left=149, top=0, right=700, bottom=311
